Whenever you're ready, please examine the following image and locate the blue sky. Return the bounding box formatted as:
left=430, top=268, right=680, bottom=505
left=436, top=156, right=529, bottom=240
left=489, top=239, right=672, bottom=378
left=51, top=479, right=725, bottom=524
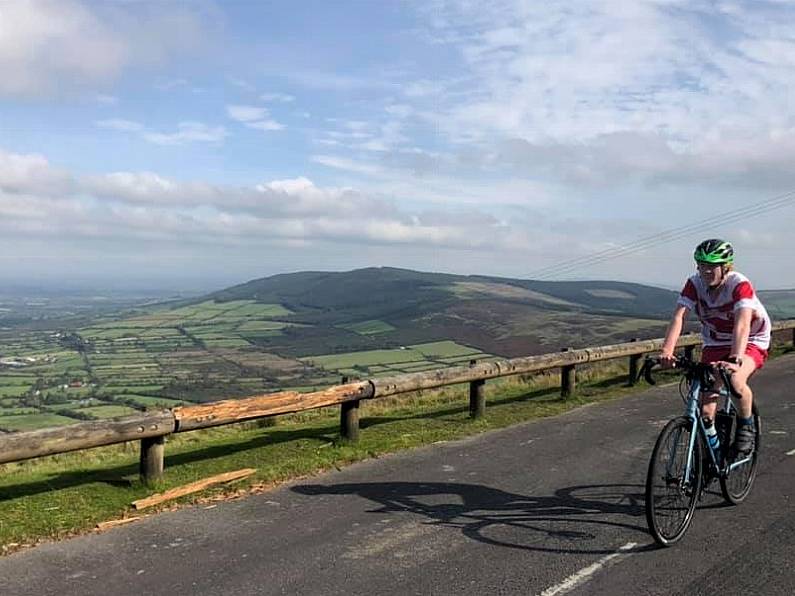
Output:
left=1, top=0, right=794, bottom=291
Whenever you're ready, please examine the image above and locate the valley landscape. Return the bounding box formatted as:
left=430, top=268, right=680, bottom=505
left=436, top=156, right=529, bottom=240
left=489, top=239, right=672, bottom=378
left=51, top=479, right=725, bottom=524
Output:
left=1, top=267, right=793, bottom=432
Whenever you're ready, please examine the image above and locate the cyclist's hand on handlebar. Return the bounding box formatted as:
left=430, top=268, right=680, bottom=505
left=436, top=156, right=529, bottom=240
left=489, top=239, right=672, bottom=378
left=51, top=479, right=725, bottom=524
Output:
left=717, top=357, right=741, bottom=373
left=658, top=352, right=676, bottom=369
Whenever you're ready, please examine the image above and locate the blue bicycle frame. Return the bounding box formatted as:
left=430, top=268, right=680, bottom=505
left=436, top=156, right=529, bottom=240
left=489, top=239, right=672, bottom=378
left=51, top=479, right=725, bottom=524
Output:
left=681, top=373, right=753, bottom=483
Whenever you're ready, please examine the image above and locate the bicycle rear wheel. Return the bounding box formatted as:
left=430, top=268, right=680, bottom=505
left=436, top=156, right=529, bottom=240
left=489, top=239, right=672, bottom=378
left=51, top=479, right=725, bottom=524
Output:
left=646, top=417, right=702, bottom=547
left=720, top=404, right=760, bottom=504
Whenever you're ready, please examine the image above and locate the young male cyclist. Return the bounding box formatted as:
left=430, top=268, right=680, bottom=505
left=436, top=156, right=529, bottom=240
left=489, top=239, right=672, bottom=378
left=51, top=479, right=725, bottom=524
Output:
left=659, top=239, right=771, bottom=457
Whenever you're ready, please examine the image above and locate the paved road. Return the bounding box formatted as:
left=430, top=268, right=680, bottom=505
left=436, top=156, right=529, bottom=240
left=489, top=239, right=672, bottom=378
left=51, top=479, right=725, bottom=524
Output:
left=1, top=354, right=793, bottom=596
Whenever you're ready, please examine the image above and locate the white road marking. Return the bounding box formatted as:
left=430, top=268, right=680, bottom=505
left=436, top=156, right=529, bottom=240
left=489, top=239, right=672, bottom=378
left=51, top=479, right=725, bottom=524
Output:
left=786, top=448, right=795, bottom=456
left=537, top=542, right=638, bottom=596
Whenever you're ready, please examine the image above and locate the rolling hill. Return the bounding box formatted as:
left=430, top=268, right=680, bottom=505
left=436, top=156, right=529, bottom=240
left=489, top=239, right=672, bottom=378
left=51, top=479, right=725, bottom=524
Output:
left=200, top=267, right=679, bottom=357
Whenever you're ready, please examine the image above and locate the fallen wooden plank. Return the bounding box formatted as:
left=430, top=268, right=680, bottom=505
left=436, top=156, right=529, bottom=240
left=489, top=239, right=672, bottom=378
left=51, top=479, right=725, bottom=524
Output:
left=131, top=468, right=256, bottom=510
left=96, top=517, right=142, bottom=530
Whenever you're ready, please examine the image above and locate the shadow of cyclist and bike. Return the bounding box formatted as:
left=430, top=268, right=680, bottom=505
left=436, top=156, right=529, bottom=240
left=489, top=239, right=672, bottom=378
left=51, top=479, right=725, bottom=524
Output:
left=292, top=481, right=664, bottom=555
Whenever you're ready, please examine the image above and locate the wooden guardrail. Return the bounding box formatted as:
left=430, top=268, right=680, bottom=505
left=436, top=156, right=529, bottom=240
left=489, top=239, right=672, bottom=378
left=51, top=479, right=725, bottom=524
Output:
left=2, top=322, right=794, bottom=484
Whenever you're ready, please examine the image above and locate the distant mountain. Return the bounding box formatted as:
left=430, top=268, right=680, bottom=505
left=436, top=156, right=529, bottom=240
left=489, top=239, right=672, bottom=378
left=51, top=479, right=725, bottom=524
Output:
left=758, top=289, right=795, bottom=319
left=196, top=267, right=678, bottom=357
left=207, top=267, right=677, bottom=315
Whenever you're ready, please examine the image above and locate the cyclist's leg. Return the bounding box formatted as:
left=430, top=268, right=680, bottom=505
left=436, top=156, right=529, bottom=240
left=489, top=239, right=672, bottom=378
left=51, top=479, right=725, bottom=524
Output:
left=730, top=344, right=767, bottom=416
left=699, top=346, right=726, bottom=421
left=730, top=355, right=762, bottom=456
left=728, top=357, right=757, bottom=419
left=700, top=393, right=719, bottom=420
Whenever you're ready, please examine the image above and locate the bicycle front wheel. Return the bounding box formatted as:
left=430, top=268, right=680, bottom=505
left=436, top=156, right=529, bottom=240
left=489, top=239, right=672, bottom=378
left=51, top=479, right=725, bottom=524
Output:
left=720, top=404, right=761, bottom=505
left=645, top=417, right=702, bottom=547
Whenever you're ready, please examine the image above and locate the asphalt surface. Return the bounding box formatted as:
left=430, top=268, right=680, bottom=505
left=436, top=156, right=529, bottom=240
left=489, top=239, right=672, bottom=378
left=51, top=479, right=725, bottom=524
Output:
left=1, top=354, right=793, bottom=596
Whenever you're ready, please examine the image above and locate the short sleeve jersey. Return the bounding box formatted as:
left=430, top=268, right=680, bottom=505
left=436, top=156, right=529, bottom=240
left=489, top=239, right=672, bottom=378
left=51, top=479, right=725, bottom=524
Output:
left=677, top=271, right=771, bottom=350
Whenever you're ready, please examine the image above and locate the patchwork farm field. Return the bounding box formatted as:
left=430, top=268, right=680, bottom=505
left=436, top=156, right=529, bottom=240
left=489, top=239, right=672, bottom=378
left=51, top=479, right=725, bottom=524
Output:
left=0, top=268, right=691, bottom=432
left=0, top=300, right=487, bottom=431
left=301, top=340, right=497, bottom=377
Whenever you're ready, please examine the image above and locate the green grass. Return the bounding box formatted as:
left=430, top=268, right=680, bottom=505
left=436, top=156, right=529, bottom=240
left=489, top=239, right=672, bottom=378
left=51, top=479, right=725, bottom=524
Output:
left=0, top=413, right=78, bottom=432
left=339, top=320, right=396, bottom=335
left=113, top=385, right=164, bottom=393
left=0, top=386, right=31, bottom=398
left=202, top=339, right=250, bottom=348
left=409, top=340, right=481, bottom=358
left=71, top=405, right=142, bottom=419
left=236, top=321, right=291, bottom=332
left=0, top=376, right=37, bottom=386
left=118, top=395, right=186, bottom=408
left=302, top=341, right=488, bottom=371
left=0, top=407, right=38, bottom=416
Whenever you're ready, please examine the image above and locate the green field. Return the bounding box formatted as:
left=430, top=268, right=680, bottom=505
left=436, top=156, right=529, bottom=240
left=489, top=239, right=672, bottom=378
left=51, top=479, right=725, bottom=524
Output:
left=301, top=341, right=490, bottom=372
left=339, top=319, right=396, bottom=335
left=0, top=298, right=332, bottom=428
left=73, top=404, right=141, bottom=419
left=0, top=413, right=78, bottom=431
left=111, top=394, right=185, bottom=408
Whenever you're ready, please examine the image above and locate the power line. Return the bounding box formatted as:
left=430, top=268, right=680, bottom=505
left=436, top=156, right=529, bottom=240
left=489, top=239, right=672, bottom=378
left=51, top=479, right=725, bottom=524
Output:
left=527, top=188, right=795, bottom=281
left=530, top=188, right=795, bottom=279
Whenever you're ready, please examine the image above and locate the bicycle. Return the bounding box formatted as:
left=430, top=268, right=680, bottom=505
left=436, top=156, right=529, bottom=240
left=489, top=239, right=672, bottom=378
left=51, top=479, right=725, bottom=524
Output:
left=637, top=355, right=761, bottom=547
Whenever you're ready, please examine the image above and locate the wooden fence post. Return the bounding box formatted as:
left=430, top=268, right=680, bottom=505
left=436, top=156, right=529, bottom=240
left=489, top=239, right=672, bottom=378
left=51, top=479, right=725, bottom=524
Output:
left=628, top=338, right=641, bottom=386
left=561, top=348, right=575, bottom=399
left=469, top=359, right=485, bottom=419
left=140, top=435, right=165, bottom=485
left=339, top=376, right=360, bottom=442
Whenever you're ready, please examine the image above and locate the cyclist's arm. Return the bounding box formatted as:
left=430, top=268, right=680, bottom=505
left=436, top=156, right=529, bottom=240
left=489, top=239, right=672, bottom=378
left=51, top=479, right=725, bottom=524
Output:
left=660, top=305, right=689, bottom=363
left=730, top=307, right=753, bottom=361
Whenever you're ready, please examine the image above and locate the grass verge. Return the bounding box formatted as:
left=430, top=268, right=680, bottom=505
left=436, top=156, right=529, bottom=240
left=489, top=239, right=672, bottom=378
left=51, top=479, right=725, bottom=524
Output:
left=1, top=345, right=791, bottom=555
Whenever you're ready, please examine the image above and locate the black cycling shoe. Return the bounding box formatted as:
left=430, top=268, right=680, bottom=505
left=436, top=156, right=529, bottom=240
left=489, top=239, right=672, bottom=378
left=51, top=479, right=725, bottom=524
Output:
left=732, top=424, right=755, bottom=458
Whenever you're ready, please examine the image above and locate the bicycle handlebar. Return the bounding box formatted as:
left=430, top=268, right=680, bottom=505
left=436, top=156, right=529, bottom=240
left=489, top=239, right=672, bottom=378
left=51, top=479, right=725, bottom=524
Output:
left=636, top=355, right=742, bottom=399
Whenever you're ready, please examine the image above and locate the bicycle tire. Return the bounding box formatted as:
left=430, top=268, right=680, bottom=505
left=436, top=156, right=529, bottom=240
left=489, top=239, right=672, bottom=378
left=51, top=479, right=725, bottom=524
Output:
left=720, top=404, right=761, bottom=504
left=645, top=416, right=702, bottom=547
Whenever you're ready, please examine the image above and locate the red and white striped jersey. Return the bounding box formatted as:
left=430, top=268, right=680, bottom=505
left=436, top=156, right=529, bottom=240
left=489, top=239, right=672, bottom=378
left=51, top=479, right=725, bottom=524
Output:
left=677, top=271, right=771, bottom=350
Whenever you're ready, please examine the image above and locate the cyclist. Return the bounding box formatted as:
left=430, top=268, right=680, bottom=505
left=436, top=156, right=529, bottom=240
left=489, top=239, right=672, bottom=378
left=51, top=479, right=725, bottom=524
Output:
left=659, top=239, right=771, bottom=457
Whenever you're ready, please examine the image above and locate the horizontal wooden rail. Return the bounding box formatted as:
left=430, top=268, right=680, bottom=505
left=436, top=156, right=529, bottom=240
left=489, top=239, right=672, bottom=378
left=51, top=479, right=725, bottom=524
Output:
left=0, top=410, right=175, bottom=465
left=369, top=335, right=698, bottom=398
left=1, top=320, right=793, bottom=482
left=173, top=381, right=373, bottom=432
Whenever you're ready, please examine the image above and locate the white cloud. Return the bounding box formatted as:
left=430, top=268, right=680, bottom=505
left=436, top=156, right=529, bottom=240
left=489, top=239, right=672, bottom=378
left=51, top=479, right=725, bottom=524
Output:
left=0, top=149, right=75, bottom=195
left=402, top=0, right=795, bottom=192
left=143, top=122, right=227, bottom=146
left=0, top=0, right=212, bottom=98
left=227, top=105, right=268, bottom=122
left=311, top=155, right=384, bottom=176
left=96, top=119, right=145, bottom=133
left=2, top=143, right=792, bottom=287
left=97, top=120, right=227, bottom=146
left=0, top=0, right=126, bottom=97
left=0, top=147, right=525, bottom=258
left=260, top=92, right=295, bottom=103
left=226, top=105, right=285, bottom=132
left=95, top=94, right=119, bottom=106
left=244, top=120, right=285, bottom=132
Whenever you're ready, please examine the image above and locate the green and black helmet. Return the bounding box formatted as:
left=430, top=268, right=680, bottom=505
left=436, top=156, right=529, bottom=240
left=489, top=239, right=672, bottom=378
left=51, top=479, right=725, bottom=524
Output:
left=694, top=238, right=734, bottom=264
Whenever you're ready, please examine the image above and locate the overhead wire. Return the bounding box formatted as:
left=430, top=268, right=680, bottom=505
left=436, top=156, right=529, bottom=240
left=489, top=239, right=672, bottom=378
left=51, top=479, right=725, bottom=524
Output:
left=527, top=188, right=795, bottom=281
